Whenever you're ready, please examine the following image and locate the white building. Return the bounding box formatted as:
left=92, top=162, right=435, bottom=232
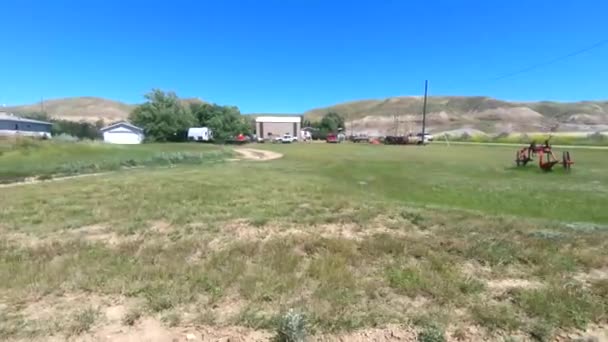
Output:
left=255, top=116, right=302, bottom=141
left=100, top=121, right=144, bottom=144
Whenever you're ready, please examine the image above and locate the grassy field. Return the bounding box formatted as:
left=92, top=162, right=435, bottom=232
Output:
left=1, top=143, right=607, bottom=341
left=446, top=132, right=608, bottom=147
left=0, top=140, right=230, bottom=183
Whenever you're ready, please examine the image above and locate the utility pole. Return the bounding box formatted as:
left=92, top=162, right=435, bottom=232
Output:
left=421, top=80, right=428, bottom=138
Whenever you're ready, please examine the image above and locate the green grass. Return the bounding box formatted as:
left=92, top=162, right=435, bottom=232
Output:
left=448, top=133, right=608, bottom=146
left=0, top=139, right=230, bottom=182
left=0, top=143, right=607, bottom=339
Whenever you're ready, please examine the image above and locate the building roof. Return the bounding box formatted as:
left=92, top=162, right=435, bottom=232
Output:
left=100, top=121, right=143, bottom=133
left=0, top=112, right=52, bottom=125
left=255, top=116, right=301, bottom=123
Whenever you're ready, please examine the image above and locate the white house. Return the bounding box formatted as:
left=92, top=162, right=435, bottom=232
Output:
left=100, top=121, right=144, bottom=144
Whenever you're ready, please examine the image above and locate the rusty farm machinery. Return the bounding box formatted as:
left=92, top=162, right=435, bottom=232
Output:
left=515, top=137, right=574, bottom=171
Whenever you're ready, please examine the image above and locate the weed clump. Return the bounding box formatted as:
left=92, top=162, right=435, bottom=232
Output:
left=67, top=307, right=99, bottom=336
left=121, top=308, right=142, bottom=326
left=274, top=309, right=307, bottom=342
left=417, top=324, right=446, bottom=342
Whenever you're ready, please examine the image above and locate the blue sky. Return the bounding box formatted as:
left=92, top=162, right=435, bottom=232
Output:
left=1, top=0, right=607, bottom=113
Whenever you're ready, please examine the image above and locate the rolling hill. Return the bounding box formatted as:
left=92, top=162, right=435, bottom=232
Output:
left=4, top=97, right=134, bottom=123
left=5, top=96, right=608, bottom=134
left=304, top=96, right=608, bottom=135
left=4, top=97, right=206, bottom=124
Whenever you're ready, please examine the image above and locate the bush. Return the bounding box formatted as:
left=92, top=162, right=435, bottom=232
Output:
left=121, top=308, right=142, bottom=326
left=54, top=133, right=79, bottom=142
left=67, top=307, right=99, bottom=336
left=588, top=132, right=606, bottom=142
left=417, top=324, right=446, bottom=342
left=14, top=137, right=44, bottom=151
left=471, top=303, right=521, bottom=331
left=515, top=283, right=602, bottom=329
left=274, top=309, right=307, bottom=342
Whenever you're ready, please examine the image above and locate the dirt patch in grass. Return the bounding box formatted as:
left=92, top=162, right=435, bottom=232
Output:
left=69, top=224, right=133, bottom=246
left=0, top=221, right=176, bottom=250
left=234, top=148, right=283, bottom=161
left=313, top=324, right=418, bottom=341
left=206, top=219, right=416, bottom=252
left=0, top=172, right=108, bottom=188
left=486, top=278, right=544, bottom=292
left=574, top=267, right=608, bottom=283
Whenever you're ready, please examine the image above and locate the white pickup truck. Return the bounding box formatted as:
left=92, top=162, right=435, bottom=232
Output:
left=274, top=133, right=298, bottom=143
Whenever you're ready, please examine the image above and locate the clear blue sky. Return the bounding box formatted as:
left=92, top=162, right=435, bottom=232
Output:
left=1, top=0, right=607, bottom=113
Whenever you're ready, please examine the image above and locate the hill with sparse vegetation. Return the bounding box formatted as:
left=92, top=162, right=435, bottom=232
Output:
left=304, top=96, right=608, bottom=135
left=5, top=97, right=134, bottom=123
left=4, top=97, right=206, bottom=123
left=6, top=96, right=608, bottom=134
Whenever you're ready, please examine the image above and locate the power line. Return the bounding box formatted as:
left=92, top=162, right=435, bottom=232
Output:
left=489, top=39, right=608, bottom=81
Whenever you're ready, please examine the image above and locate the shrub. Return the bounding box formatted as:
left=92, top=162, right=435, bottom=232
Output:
left=121, top=308, right=142, bottom=326
left=527, top=321, right=553, bottom=342
left=471, top=303, right=521, bottom=331
left=67, top=307, right=99, bottom=336
left=417, top=324, right=446, bottom=342
left=54, top=133, right=79, bottom=142
left=14, top=137, right=44, bottom=151
left=274, top=309, right=307, bottom=342
left=588, top=132, right=606, bottom=142
left=515, top=283, right=602, bottom=329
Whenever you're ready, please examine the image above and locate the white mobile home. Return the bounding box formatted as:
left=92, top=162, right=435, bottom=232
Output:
left=0, top=112, right=52, bottom=138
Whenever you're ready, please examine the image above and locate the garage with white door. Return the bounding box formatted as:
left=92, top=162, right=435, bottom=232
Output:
left=100, top=121, right=144, bottom=144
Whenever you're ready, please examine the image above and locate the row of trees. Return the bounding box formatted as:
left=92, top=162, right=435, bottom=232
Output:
left=303, top=112, right=346, bottom=139
left=129, top=89, right=251, bottom=142
left=23, top=112, right=104, bottom=140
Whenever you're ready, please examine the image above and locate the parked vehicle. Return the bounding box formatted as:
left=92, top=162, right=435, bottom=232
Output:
left=225, top=133, right=250, bottom=145
left=187, top=127, right=213, bottom=142
left=350, top=134, right=369, bottom=143
left=416, top=132, right=434, bottom=143
left=326, top=133, right=339, bottom=143
left=275, top=133, right=298, bottom=143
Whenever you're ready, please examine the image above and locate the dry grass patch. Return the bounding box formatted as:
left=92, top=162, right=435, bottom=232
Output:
left=2, top=206, right=608, bottom=339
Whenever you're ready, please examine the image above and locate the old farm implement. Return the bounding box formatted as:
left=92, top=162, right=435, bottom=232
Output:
left=515, top=137, right=574, bottom=171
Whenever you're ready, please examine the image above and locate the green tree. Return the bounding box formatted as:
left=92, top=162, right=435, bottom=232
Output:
left=94, top=119, right=105, bottom=130
left=190, top=103, right=251, bottom=141
left=129, top=89, right=196, bottom=142
left=319, top=112, right=345, bottom=132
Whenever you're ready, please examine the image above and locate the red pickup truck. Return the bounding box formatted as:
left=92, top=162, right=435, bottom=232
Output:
left=326, top=134, right=338, bottom=143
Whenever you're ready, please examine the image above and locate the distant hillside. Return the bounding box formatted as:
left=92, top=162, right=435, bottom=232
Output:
left=304, top=96, right=608, bottom=135
left=5, top=97, right=208, bottom=123
left=6, top=96, right=608, bottom=134
left=5, top=97, right=134, bottom=123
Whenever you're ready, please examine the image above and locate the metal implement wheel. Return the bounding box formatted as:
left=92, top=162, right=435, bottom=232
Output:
left=562, top=151, right=572, bottom=170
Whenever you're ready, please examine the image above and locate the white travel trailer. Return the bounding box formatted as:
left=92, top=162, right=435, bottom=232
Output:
left=188, top=127, right=213, bottom=141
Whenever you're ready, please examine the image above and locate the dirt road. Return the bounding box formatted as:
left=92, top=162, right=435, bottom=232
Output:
left=233, top=148, right=283, bottom=161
